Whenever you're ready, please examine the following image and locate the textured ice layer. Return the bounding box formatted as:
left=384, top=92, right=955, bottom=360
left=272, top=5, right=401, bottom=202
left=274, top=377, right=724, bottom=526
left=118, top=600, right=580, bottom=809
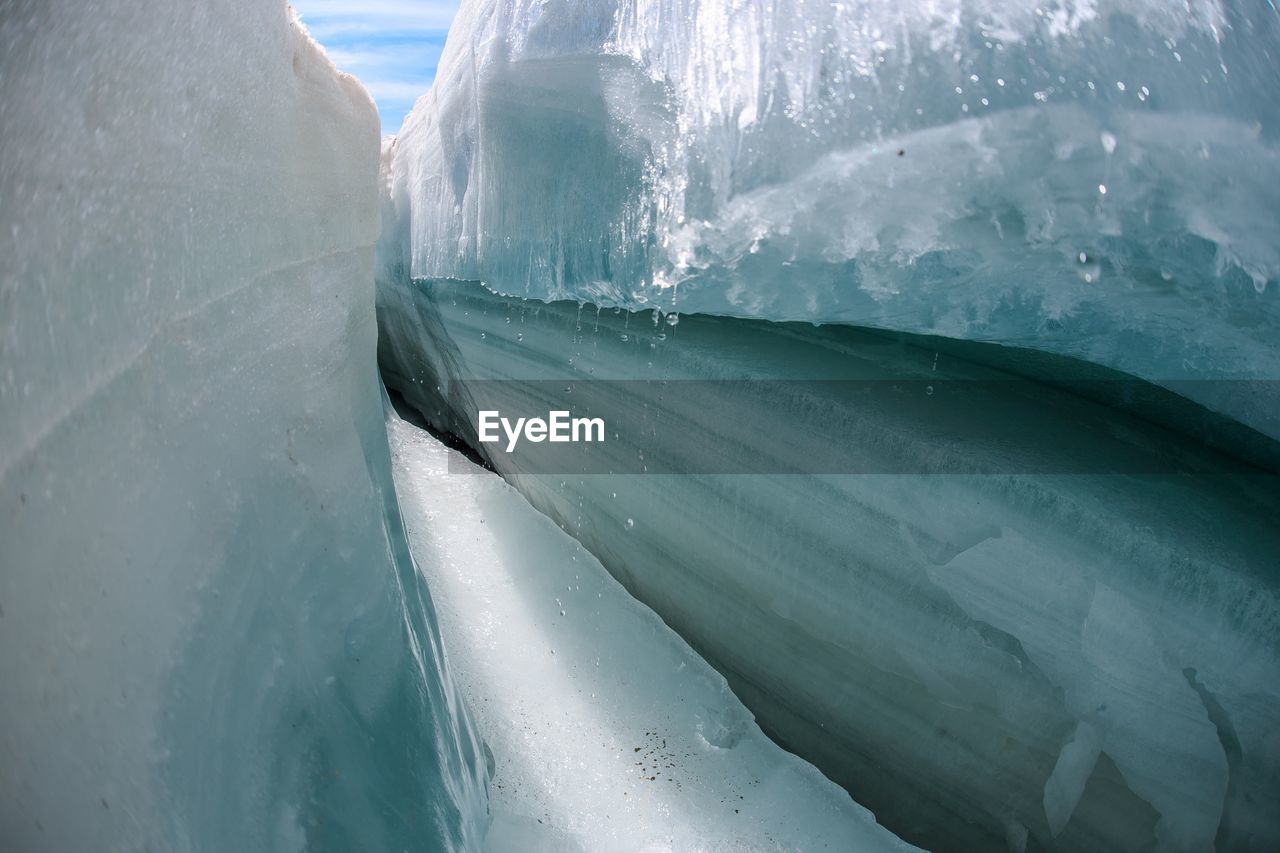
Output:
left=383, top=0, right=1280, bottom=435
left=389, top=411, right=917, bottom=853
left=0, top=3, right=487, bottom=850
left=377, top=276, right=1280, bottom=853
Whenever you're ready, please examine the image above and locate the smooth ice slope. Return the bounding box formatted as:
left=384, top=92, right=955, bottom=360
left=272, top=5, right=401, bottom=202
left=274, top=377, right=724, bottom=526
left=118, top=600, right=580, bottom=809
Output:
left=383, top=0, right=1280, bottom=436
left=388, top=411, right=916, bottom=853
left=377, top=277, right=1280, bottom=853
left=0, top=3, right=487, bottom=850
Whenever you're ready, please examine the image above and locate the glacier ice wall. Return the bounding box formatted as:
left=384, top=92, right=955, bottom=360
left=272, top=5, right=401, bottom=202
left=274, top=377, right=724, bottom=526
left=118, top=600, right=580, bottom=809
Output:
left=0, top=3, right=487, bottom=850
left=376, top=275, right=1280, bottom=853
left=383, top=0, right=1280, bottom=436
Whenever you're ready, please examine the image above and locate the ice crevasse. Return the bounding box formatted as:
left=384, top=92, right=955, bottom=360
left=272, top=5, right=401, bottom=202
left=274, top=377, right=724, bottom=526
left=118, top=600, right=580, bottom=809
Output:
left=376, top=0, right=1280, bottom=851
left=1, top=2, right=488, bottom=850
left=0, top=0, right=1277, bottom=851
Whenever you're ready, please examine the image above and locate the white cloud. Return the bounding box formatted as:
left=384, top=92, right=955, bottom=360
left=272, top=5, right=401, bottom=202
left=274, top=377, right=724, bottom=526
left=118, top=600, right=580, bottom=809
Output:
left=290, top=0, right=458, bottom=130
left=293, top=0, right=459, bottom=32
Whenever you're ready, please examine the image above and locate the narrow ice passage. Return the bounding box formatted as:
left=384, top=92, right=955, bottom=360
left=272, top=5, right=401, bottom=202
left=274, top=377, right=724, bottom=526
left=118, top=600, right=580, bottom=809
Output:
left=3, top=0, right=1276, bottom=849
left=387, top=411, right=916, bottom=853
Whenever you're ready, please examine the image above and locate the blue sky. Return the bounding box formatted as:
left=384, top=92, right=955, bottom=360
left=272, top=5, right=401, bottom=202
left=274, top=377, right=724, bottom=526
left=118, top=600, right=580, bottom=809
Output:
left=292, top=1, right=462, bottom=133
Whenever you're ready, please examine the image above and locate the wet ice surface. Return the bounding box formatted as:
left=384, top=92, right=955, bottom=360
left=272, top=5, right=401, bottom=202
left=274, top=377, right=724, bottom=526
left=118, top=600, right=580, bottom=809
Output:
left=387, top=413, right=916, bottom=853
left=383, top=0, right=1280, bottom=439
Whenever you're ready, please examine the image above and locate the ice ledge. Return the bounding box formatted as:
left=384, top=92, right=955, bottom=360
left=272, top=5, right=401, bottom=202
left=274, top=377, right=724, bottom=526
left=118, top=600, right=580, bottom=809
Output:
left=388, top=411, right=918, bottom=852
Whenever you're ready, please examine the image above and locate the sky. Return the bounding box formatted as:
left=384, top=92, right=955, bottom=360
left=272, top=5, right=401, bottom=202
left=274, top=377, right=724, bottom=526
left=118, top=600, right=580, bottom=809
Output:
left=292, top=0, right=462, bottom=134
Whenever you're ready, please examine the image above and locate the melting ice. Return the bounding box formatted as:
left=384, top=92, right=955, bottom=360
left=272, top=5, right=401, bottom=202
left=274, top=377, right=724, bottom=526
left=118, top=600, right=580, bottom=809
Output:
left=3, top=0, right=1278, bottom=852
left=375, top=0, right=1280, bottom=851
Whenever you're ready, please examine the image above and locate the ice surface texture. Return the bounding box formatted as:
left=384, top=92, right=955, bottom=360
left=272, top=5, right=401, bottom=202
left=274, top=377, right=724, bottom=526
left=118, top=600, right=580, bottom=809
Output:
left=389, top=411, right=918, bottom=852
left=375, top=0, right=1280, bottom=848
left=376, top=277, right=1280, bottom=853
left=0, top=3, right=487, bottom=850
left=383, top=0, right=1280, bottom=435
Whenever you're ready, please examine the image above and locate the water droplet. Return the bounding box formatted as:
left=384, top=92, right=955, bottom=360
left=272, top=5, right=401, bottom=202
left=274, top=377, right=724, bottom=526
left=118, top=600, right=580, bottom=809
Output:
left=1100, top=131, right=1117, bottom=154
left=666, top=313, right=680, bottom=326
left=1098, top=184, right=1107, bottom=195
left=625, top=518, right=635, bottom=530
left=925, top=385, right=934, bottom=396
left=516, top=333, right=524, bottom=342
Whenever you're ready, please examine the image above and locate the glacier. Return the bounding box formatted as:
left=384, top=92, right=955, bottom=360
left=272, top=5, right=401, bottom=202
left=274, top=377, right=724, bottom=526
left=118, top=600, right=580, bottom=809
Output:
left=375, top=0, right=1280, bottom=850
left=4, top=0, right=1278, bottom=850
left=383, top=0, right=1280, bottom=437
left=0, top=2, right=487, bottom=850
